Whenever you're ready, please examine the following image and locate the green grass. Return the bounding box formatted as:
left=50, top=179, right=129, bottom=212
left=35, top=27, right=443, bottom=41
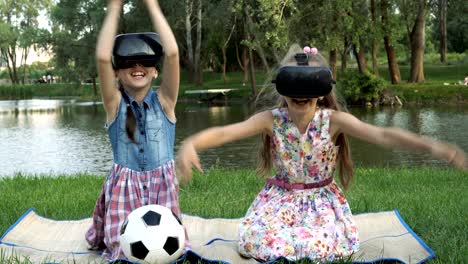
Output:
left=336, top=64, right=468, bottom=105
left=0, top=167, right=466, bottom=263
left=388, top=83, right=467, bottom=104
left=377, top=64, right=468, bottom=83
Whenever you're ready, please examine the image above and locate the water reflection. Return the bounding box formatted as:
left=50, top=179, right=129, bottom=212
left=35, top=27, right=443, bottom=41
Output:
left=0, top=99, right=467, bottom=177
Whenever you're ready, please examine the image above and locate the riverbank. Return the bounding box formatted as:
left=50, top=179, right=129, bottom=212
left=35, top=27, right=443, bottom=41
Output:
left=1, top=81, right=466, bottom=106
left=1, top=64, right=467, bottom=105
left=0, top=167, right=466, bottom=263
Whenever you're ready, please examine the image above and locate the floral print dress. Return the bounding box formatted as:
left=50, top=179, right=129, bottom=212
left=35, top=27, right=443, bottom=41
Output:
left=238, top=108, right=359, bottom=262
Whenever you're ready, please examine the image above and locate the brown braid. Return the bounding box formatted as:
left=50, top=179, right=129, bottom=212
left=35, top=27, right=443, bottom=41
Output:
left=119, top=86, right=137, bottom=143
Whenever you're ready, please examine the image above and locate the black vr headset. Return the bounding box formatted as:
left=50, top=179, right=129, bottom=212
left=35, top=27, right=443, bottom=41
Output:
left=272, top=53, right=334, bottom=98
left=112, top=32, right=164, bottom=69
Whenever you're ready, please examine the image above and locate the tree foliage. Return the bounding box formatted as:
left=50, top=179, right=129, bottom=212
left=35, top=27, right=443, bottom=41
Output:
left=4, top=0, right=466, bottom=88
left=0, top=0, right=51, bottom=84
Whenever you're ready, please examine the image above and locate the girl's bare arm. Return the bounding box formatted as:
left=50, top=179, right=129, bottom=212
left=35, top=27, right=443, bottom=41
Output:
left=176, top=111, right=274, bottom=184
left=96, top=0, right=122, bottom=122
left=145, top=0, right=179, bottom=122
left=331, top=111, right=467, bottom=170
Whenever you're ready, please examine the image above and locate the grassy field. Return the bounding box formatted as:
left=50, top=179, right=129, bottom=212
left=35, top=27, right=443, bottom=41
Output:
left=0, top=167, right=466, bottom=263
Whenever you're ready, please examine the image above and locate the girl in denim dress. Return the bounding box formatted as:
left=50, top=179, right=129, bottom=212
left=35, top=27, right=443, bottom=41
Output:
left=176, top=45, right=467, bottom=262
left=85, top=0, right=181, bottom=261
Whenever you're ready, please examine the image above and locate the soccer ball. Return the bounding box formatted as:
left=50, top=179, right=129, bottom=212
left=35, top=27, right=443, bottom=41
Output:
left=120, top=205, right=185, bottom=264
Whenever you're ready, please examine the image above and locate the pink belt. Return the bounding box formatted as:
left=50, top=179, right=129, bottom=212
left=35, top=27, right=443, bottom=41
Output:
left=266, top=177, right=333, bottom=190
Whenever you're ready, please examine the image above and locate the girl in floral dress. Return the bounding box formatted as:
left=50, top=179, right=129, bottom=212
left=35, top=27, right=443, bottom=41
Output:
left=176, top=45, right=467, bottom=262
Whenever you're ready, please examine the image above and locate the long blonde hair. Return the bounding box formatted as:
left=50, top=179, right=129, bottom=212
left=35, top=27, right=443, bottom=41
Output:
left=255, top=44, right=354, bottom=190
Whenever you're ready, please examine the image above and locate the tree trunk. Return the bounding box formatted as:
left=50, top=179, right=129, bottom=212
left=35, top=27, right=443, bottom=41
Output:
left=185, top=0, right=194, bottom=83
left=2, top=51, right=14, bottom=84
left=92, top=76, right=98, bottom=96
left=383, top=37, right=401, bottom=84
left=248, top=46, right=256, bottom=96
left=222, top=46, right=228, bottom=85
left=341, top=37, right=348, bottom=73
left=244, top=5, right=270, bottom=73
left=194, top=0, right=203, bottom=85
left=235, top=43, right=243, bottom=71
left=354, top=41, right=368, bottom=74
left=7, top=47, right=19, bottom=84
left=381, top=0, right=401, bottom=84
left=242, top=46, right=249, bottom=85
left=254, top=42, right=270, bottom=73
left=21, top=47, right=29, bottom=84
left=438, top=0, right=447, bottom=63
left=235, top=42, right=249, bottom=85
left=370, top=0, right=379, bottom=76
left=409, top=0, right=426, bottom=83
left=371, top=41, right=379, bottom=76
left=329, top=49, right=338, bottom=80
left=222, top=23, right=236, bottom=85
left=272, top=49, right=281, bottom=64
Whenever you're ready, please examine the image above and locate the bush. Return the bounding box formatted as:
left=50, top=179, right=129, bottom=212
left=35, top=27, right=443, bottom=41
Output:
left=0, top=85, right=33, bottom=99
left=424, top=52, right=468, bottom=65
left=0, top=83, right=96, bottom=100
left=337, top=71, right=387, bottom=105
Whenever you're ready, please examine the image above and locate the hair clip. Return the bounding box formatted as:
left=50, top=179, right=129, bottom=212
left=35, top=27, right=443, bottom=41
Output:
left=303, top=46, right=318, bottom=55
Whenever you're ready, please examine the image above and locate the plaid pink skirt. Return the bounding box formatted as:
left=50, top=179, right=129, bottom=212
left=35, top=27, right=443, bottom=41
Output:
left=85, top=160, right=181, bottom=261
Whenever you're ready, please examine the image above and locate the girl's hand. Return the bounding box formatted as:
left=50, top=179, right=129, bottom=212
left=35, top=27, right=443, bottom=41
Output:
left=432, top=142, right=467, bottom=170
left=176, top=141, right=203, bottom=185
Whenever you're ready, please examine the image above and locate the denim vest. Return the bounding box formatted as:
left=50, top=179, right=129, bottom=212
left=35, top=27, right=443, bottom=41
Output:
left=107, top=89, right=175, bottom=171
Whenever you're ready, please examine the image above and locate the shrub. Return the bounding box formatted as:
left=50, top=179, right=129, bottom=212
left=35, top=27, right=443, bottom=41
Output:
left=337, top=71, right=387, bottom=105
left=0, top=85, right=33, bottom=99
left=424, top=52, right=468, bottom=65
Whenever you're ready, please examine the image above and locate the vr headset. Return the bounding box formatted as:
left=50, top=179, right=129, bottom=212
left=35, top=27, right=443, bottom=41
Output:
left=272, top=53, right=334, bottom=98
left=112, top=32, right=164, bottom=69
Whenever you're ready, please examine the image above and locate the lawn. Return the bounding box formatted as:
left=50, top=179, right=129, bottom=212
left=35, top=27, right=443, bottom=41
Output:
left=0, top=167, right=466, bottom=263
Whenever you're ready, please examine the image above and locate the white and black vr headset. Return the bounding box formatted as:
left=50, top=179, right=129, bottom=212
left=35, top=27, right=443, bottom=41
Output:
left=112, top=32, right=164, bottom=70
left=272, top=53, right=334, bottom=98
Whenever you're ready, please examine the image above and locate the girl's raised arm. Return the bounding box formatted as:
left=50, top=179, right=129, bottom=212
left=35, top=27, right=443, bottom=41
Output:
left=145, top=0, right=179, bottom=121
left=96, top=0, right=122, bottom=122
left=176, top=111, right=274, bottom=184
left=331, top=111, right=467, bottom=170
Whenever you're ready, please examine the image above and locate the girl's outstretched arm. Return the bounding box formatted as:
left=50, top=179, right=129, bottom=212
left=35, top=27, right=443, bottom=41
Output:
left=96, top=0, right=122, bottom=122
left=176, top=111, right=274, bottom=184
left=331, top=111, right=467, bottom=170
left=145, top=0, right=179, bottom=122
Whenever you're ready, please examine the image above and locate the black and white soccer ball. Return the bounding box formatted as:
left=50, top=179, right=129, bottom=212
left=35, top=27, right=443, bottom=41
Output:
left=120, top=205, right=185, bottom=264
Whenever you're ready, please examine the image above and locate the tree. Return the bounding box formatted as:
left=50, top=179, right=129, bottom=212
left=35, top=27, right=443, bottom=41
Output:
left=437, top=0, right=447, bottom=63
left=370, top=0, right=380, bottom=76
left=446, top=0, right=468, bottom=53
left=288, top=0, right=354, bottom=77
left=50, top=0, right=106, bottom=94
left=381, top=0, right=401, bottom=84
left=350, top=0, right=371, bottom=74
left=0, top=0, right=51, bottom=84
left=230, top=0, right=297, bottom=96
left=185, top=0, right=203, bottom=85
left=408, top=0, right=427, bottom=83
left=203, top=0, right=237, bottom=84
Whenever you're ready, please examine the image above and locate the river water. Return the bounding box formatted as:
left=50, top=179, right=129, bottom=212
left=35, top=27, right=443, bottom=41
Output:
left=0, top=99, right=466, bottom=177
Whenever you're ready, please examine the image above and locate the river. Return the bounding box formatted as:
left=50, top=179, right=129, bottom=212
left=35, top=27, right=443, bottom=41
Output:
left=0, top=99, right=466, bottom=177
